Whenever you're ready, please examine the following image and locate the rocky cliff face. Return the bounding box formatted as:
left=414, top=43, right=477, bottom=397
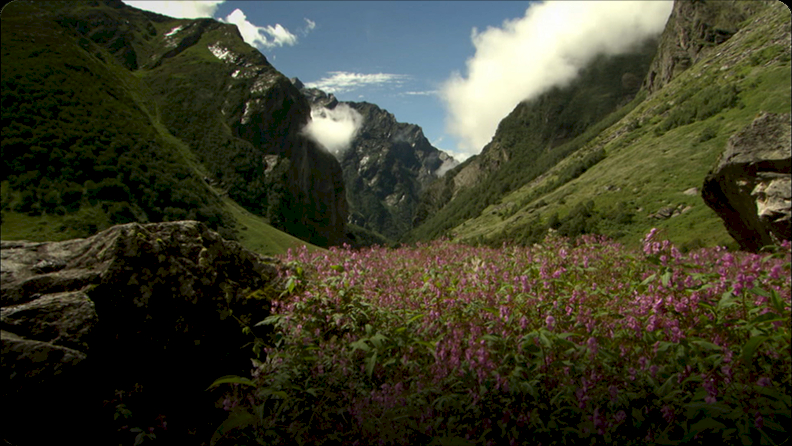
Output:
left=1, top=221, right=281, bottom=445
left=132, top=5, right=347, bottom=246
left=5, top=0, right=347, bottom=247
left=703, top=112, right=791, bottom=252
left=642, top=0, right=768, bottom=95
left=295, top=80, right=457, bottom=240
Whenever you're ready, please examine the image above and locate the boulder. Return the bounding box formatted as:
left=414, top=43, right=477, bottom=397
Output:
left=1, top=221, right=282, bottom=445
left=702, top=112, right=791, bottom=251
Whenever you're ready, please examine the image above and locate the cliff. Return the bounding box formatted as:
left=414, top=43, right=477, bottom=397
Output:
left=642, top=0, right=769, bottom=94
left=295, top=80, right=457, bottom=241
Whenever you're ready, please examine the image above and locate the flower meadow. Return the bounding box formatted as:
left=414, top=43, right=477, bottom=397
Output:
left=210, top=231, right=791, bottom=445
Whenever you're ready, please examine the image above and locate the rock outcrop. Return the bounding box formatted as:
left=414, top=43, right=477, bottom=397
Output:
left=1, top=221, right=281, bottom=445
left=702, top=112, right=791, bottom=252
left=642, top=0, right=767, bottom=95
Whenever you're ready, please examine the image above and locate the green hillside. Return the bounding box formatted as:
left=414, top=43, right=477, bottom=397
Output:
left=410, top=1, right=790, bottom=251
left=406, top=40, right=658, bottom=243
left=0, top=1, right=318, bottom=256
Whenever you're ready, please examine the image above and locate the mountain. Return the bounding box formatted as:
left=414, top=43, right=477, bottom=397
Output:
left=407, top=0, right=790, bottom=251
left=408, top=38, right=659, bottom=241
left=1, top=0, right=346, bottom=249
left=294, top=79, right=458, bottom=242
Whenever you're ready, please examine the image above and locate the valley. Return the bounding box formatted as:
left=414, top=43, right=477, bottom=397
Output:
left=2, top=1, right=790, bottom=445
left=2, top=0, right=789, bottom=255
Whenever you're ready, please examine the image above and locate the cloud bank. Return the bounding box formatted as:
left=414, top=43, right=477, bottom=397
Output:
left=123, top=1, right=224, bottom=18
left=306, top=72, right=410, bottom=95
left=442, top=1, right=673, bottom=158
left=302, top=104, right=364, bottom=156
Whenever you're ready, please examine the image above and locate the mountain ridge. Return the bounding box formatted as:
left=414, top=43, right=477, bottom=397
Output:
left=420, top=0, right=790, bottom=251
left=1, top=0, right=347, bottom=249
left=407, top=39, right=660, bottom=242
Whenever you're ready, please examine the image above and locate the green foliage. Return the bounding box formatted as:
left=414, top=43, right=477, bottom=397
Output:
left=490, top=199, right=636, bottom=248
left=1, top=1, right=233, bottom=238
left=695, top=123, right=720, bottom=144
left=346, top=223, right=395, bottom=249
left=417, top=1, right=790, bottom=251
left=209, top=236, right=792, bottom=445
left=655, top=84, right=743, bottom=135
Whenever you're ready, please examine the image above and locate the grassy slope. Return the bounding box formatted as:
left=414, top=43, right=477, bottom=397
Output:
left=221, top=197, right=323, bottom=256
left=449, top=3, right=791, bottom=251
left=0, top=2, right=316, bottom=256
left=405, top=46, right=657, bottom=244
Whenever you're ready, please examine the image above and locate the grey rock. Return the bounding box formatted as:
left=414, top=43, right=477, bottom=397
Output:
left=683, top=187, right=700, bottom=196
left=642, top=0, right=764, bottom=94
left=651, top=206, right=677, bottom=220
left=702, top=112, right=791, bottom=251
left=1, top=291, right=97, bottom=352
left=649, top=203, right=691, bottom=220
left=1, top=221, right=283, bottom=445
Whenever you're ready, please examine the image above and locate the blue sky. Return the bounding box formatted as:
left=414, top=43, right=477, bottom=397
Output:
left=123, top=1, right=672, bottom=160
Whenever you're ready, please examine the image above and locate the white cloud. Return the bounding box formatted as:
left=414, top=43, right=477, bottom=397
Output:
left=399, top=90, right=439, bottom=97
left=302, top=104, right=364, bottom=156
left=435, top=157, right=458, bottom=177
left=305, top=71, right=410, bottom=95
left=303, top=18, right=316, bottom=35
left=222, top=9, right=298, bottom=49
left=442, top=1, right=673, bottom=158
left=123, top=1, right=224, bottom=19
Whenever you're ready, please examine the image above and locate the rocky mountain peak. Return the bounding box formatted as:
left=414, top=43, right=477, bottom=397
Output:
left=294, top=82, right=458, bottom=240
left=296, top=81, right=339, bottom=109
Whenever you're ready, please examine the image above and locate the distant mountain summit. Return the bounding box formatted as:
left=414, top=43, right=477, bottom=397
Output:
left=293, top=79, right=458, bottom=241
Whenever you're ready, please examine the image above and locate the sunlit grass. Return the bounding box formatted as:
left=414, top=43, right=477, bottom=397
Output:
left=448, top=5, right=790, bottom=252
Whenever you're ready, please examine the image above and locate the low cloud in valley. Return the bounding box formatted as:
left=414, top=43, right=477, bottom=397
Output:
left=302, top=104, right=364, bottom=156
left=442, top=1, right=673, bottom=158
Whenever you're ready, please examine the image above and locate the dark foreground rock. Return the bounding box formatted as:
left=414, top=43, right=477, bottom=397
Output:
left=1, top=221, right=282, bottom=445
left=702, top=112, right=791, bottom=252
